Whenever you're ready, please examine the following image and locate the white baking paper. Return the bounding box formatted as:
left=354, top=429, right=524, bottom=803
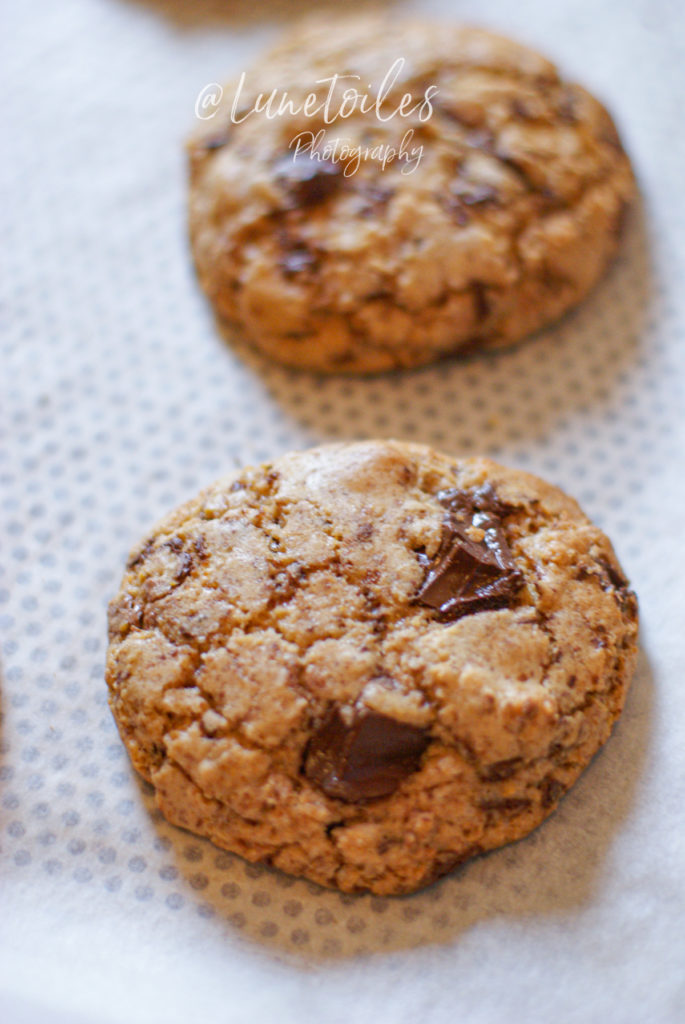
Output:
left=1, top=1, right=684, bottom=1021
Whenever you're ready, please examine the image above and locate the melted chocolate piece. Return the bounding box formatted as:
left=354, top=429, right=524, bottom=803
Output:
left=416, top=484, right=523, bottom=620
left=274, top=153, right=342, bottom=207
left=304, top=706, right=429, bottom=802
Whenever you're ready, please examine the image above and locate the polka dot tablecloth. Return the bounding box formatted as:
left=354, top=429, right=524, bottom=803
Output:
left=2, top=1, right=684, bottom=1022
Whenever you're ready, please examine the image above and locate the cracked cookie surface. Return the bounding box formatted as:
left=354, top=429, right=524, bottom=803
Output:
left=107, top=441, right=638, bottom=894
left=188, top=18, right=635, bottom=373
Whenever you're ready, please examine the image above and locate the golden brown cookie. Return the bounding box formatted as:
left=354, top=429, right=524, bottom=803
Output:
left=107, top=441, right=638, bottom=894
left=188, top=18, right=634, bottom=373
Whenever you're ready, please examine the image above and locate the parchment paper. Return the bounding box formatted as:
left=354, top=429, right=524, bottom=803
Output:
left=2, top=1, right=684, bottom=1021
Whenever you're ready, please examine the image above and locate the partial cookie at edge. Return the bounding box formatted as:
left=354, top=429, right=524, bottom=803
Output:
left=188, top=18, right=635, bottom=372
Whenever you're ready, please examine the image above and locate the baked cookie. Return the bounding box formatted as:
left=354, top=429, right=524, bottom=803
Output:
left=107, top=441, right=638, bottom=895
left=188, top=18, right=634, bottom=373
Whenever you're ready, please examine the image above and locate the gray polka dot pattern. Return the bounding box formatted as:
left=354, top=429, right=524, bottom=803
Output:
left=1, top=1, right=684, bottom=1022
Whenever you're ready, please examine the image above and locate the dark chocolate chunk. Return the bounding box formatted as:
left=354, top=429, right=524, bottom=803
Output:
left=357, top=184, right=394, bottom=218
left=540, top=776, right=565, bottom=809
left=201, top=133, right=230, bottom=151
left=479, top=757, right=523, bottom=782
left=536, top=186, right=567, bottom=214
left=127, top=537, right=155, bottom=570
left=479, top=797, right=532, bottom=814
left=280, top=244, right=318, bottom=277
left=446, top=202, right=470, bottom=226
left=598, top=557, right=638, bottom=617
left=613, top=198, right=630, bottom=239
left=453, top=182, right=499, bottom=207
left=598, top=557, right=629, bottom=592
left=576, top=558, right=637, bottom=616
left=356, top=521, right=374, bottom=542
left=493, top=146, right=540, bottom=192
left=304, top=706, right=429, bottom=802
left=600, top=117, right=624, bottom=152
left=193, top=535, right=207, bottom=560
left=510, top=96, right=547, bottom=122
left=174, top=551, right=193, bottom=583
left=420, top=844, right=484, bottom=886
left=556, top=87, right=579, bottom=125
left=274, top=153, right=342, bottom=208
left=438, top=103, right=484, bottom=129
left=416, top=484, right=523, bottom=621
left=472, top=281, right=491, bottom=323
left=445, top=181, right=499, bottom=225
left=464, top=129, right=496, bottom=153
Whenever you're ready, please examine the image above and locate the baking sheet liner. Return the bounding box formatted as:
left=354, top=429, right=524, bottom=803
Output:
left=2, top=1, right=684, bottom=1021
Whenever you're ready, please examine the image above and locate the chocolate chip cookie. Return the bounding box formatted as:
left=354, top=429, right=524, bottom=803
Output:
left=106, top=441, right=638, bottom=894
left=188, top=18, right=634, bottom=373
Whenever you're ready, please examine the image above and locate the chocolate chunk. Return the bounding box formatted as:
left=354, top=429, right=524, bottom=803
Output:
left=280, top=244, right=318, bottom=277
left=536, top=186, right=567, bottom=214
left=479, top=757, right=523, bottom=782
left=472, top=281, right=491, bottom=322
left=464, top=129, right=496, bottom=153
left=557, top=87, right=579, bottom=125
left=510, top=96, right=546, bottom=122
left=599, top=558, right=629, bottom=592
left=453, top=182, right=499, bottom=207
left=201, top=133, right=230, bottom=151
left=304, top=706, right=429, bottom=802
left=446, top=181, right=499, bottom=224
left=493, top=147, right=539, bottom=192
left=598, top=557, right=638, bottom=617
left=416, top=484, right=523, bottom=621
left=155, top=536, right=194, bottom=582
left=193, top=535, right=207, bottom=560
left=613, top=198, right=630, bottom=239
left=540, top=776, right=565, bottom=809
left=358, top=184, right=394, bottom=217
left=437, top=102, right=485, bottom=130
left=576, top=558, right=637, bottom=616
left=447, top=203, right=470, bottom=226
left=127, top=537, right=155, bottom=570
left=479, top=797, right=532, bottom=813
left=600, top=117, right=624, bottom=152
left=356, top=521, right=374, bottom=542
left=420, top=844, right=484, bottom=886
left=174, top=551, right=193, bottom=583
left=274, top=153, right=342, bottom=207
